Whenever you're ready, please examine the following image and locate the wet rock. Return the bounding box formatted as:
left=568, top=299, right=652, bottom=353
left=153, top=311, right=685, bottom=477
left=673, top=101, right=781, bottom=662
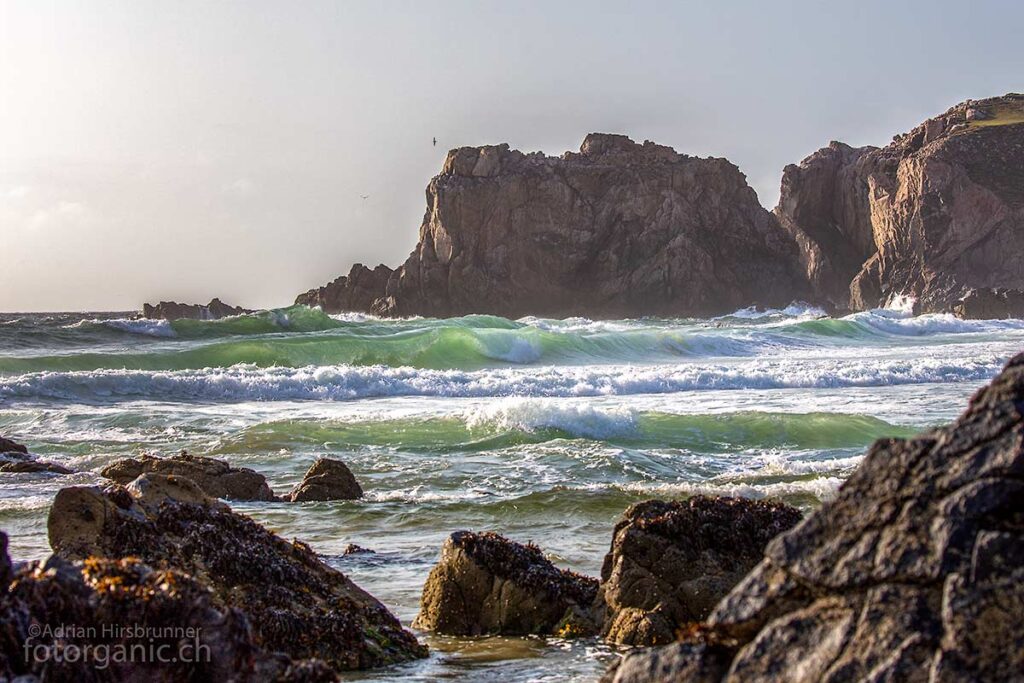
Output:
left=142, top=297, right=252, bottom=320
left=413, top=531, right=600, bottom=637
left=46, top=478, right=428, bottom=671
left=0, top=531, right=339, bottom=681
left=101, top=451, right=276, bottom=501
left=287, top=458, right=363, bottom=502
left=296, top=134, right=808, bottom=318
left=0, top=460, right=72, bottom=474
left=343, top=544, right=375, bottom=555
left=0, top=436, right=28, bottom=455
left=599, top=497, right=802, bottom=646
left=605, top=353, right=1024, bottom=681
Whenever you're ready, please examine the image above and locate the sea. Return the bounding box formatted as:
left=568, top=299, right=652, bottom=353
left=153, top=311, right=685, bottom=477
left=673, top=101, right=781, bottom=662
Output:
left=1, top=302, right=1021, bottom=681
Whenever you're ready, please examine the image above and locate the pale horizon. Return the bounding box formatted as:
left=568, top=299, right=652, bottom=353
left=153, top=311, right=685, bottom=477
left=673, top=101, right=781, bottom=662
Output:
left=2, top=0, right=1022, bottom=311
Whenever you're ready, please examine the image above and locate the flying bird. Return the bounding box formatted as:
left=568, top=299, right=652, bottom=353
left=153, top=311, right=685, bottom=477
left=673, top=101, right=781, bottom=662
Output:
left=433, top=137, right=437, bottom=147
left=360, top=194, right=369, bottom=200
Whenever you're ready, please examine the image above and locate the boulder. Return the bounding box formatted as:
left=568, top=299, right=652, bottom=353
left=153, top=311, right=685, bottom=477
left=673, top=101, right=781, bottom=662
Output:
left=46, top=478, right=428, bottom=671
left=412, top=531, right=601, bottom=637
left=287, top=458, right=363, bottom=502
left=101, top=451, right=276, bottom=501
left=142, top=297, right=252, bottom=320
left=599, top=497, right=802, bottom=646
left=776, top=93, right=1024, bottom=316
left=0, top=436, right=28, bottom=455
left=0, top=531, right=340, bottom=681
left=602, top=353, right=1024, bottom=681
left=296, top=134, right=809, bottom=318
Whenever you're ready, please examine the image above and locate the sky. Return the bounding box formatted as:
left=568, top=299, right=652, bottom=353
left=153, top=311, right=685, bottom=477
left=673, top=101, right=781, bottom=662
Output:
left=1, top=1, right=1022, bottom=311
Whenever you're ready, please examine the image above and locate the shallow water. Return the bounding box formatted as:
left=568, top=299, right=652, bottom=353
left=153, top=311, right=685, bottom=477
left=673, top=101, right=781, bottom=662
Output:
left=1, top=304, right=1019, bottom=680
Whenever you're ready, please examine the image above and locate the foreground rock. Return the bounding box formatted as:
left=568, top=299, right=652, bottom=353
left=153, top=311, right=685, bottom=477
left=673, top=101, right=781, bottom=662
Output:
left=47, top=474, right=428, bottom=671
left=287, top=458, right=363, bottom=502
left=101, top=451, right=276, bottom=501
left=776, top=93, right=1024, bottom=316
left=604, top=353, right=1024, bottom=681
left=599, top=497, right=802, bottom=646
left=413, top=531, right=600, bottom=636
left=298, top=133, right=808, bottom=318
left=142, top=297, right=253, bottom=320
left=0, top=532, right=338, bottom=681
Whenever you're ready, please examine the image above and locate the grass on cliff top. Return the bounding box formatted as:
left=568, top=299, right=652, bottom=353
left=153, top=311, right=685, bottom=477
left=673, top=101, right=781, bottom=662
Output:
left=969, top=103, right=1024, bottom=128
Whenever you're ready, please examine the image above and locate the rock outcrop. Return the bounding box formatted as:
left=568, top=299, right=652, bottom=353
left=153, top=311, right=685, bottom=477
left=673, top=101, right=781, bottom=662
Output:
left=142, top=297, right=252, bottom=320
left=101, top=451, right=276, bottom=501
left=413, top=531, right=601, bottom=636
left=777, top=93, right=1024, bottom=316
left=602, top=353, right=1024, bottom=682
left=599, top=497, right=802, bottom=646
left=286, top=458, right=363, bottom=502
left=0, top=436, right=27, bottom=455
left=299, top=134, right=808, bottom=318
left=46, top=477, right=428, bottom=671
left=0, top=531, right=340, bottom=681
left=295, top=264, right=394, bottom=313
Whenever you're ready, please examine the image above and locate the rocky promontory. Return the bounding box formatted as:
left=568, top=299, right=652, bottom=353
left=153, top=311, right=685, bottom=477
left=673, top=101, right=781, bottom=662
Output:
left=300, top=94, right=1024, bottom=320
left=603, top=353, right=1024, bottom=682
left=298, top=133, right=809, bottom=318
left=777, top=93, right=1024, bottom=316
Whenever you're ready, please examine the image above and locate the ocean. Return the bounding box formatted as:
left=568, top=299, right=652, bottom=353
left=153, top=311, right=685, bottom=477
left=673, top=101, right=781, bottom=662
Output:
left=1, top=303, right=1021, bottom=681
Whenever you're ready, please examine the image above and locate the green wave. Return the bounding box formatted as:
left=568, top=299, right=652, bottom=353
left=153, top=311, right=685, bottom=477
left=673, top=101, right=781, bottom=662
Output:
left=208, top=411, right=917, bottom=455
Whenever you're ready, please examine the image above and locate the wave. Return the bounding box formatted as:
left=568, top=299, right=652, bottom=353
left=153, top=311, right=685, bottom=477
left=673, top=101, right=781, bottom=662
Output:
left=0, top=354, right=1003, bottom=403
left=207, top=405, right=916, bottom=455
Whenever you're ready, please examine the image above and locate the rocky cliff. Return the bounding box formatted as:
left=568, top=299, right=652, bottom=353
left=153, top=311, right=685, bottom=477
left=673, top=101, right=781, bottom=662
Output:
left=776, top=93, right=1024, bottom=316
left=297, top=134, right=808, bottom=318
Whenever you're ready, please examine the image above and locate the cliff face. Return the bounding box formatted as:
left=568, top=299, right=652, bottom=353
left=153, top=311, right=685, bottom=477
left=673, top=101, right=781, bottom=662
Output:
left=776, top=93, right=1024, bottom=316
left=299, top=134, right=808, bottom=318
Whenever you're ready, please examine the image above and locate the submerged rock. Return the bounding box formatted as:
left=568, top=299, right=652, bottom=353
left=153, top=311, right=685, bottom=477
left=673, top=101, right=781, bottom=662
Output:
left=599, top=497, right=802, bottom=646
left=0, top=459, right=73, bottom=474
left=142, top=297, right=252, bottom=320
left=603, top=353, right=1024, bottom=681
left=286, top=458, right=363, bottom=502
left=413, top=531, right=601, bottom=636
left=297, top=134, right=808, bottom=318
left=0, top=531, right=339, bottom=681
left=46, top=478, right=428, bottom=671
left=101, top=451, right=276, bottom=501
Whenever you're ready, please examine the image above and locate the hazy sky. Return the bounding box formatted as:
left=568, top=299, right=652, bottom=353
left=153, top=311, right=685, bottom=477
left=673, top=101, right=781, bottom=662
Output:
left=2, top=0, right=1022, bottom=311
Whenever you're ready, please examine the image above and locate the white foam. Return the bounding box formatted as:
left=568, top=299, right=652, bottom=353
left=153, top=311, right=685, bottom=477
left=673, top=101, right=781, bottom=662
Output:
left=100, top=318, right=176, bottom=338
left=0, top=353, right=1006, bottom=403
left=465, top=398, right=638, bottom=439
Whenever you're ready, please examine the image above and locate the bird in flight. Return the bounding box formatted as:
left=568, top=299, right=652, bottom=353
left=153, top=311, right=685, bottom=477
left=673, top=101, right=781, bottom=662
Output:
left=360, top=194, right=369, bottom=200
left=433, top=137, right=437, bottom=147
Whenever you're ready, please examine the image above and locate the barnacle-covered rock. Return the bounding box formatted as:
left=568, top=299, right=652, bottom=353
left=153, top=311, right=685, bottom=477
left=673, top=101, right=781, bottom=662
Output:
left=46, top=477, right=427, bottom=671
left=0, top=531, right=339, bottom=681
left=598, top=497, right=802, bottom=646
left=101, top=451, right=276, bottom=502
left=413, top=531, right=601, bottom=636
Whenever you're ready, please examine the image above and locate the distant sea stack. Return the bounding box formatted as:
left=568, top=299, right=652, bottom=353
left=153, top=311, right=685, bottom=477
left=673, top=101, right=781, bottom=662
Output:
left=297, top=133, right=809, bottom=318
left=776, top=93, right=1024, bottom=317
left=142, top=298, right=252, bottom=320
